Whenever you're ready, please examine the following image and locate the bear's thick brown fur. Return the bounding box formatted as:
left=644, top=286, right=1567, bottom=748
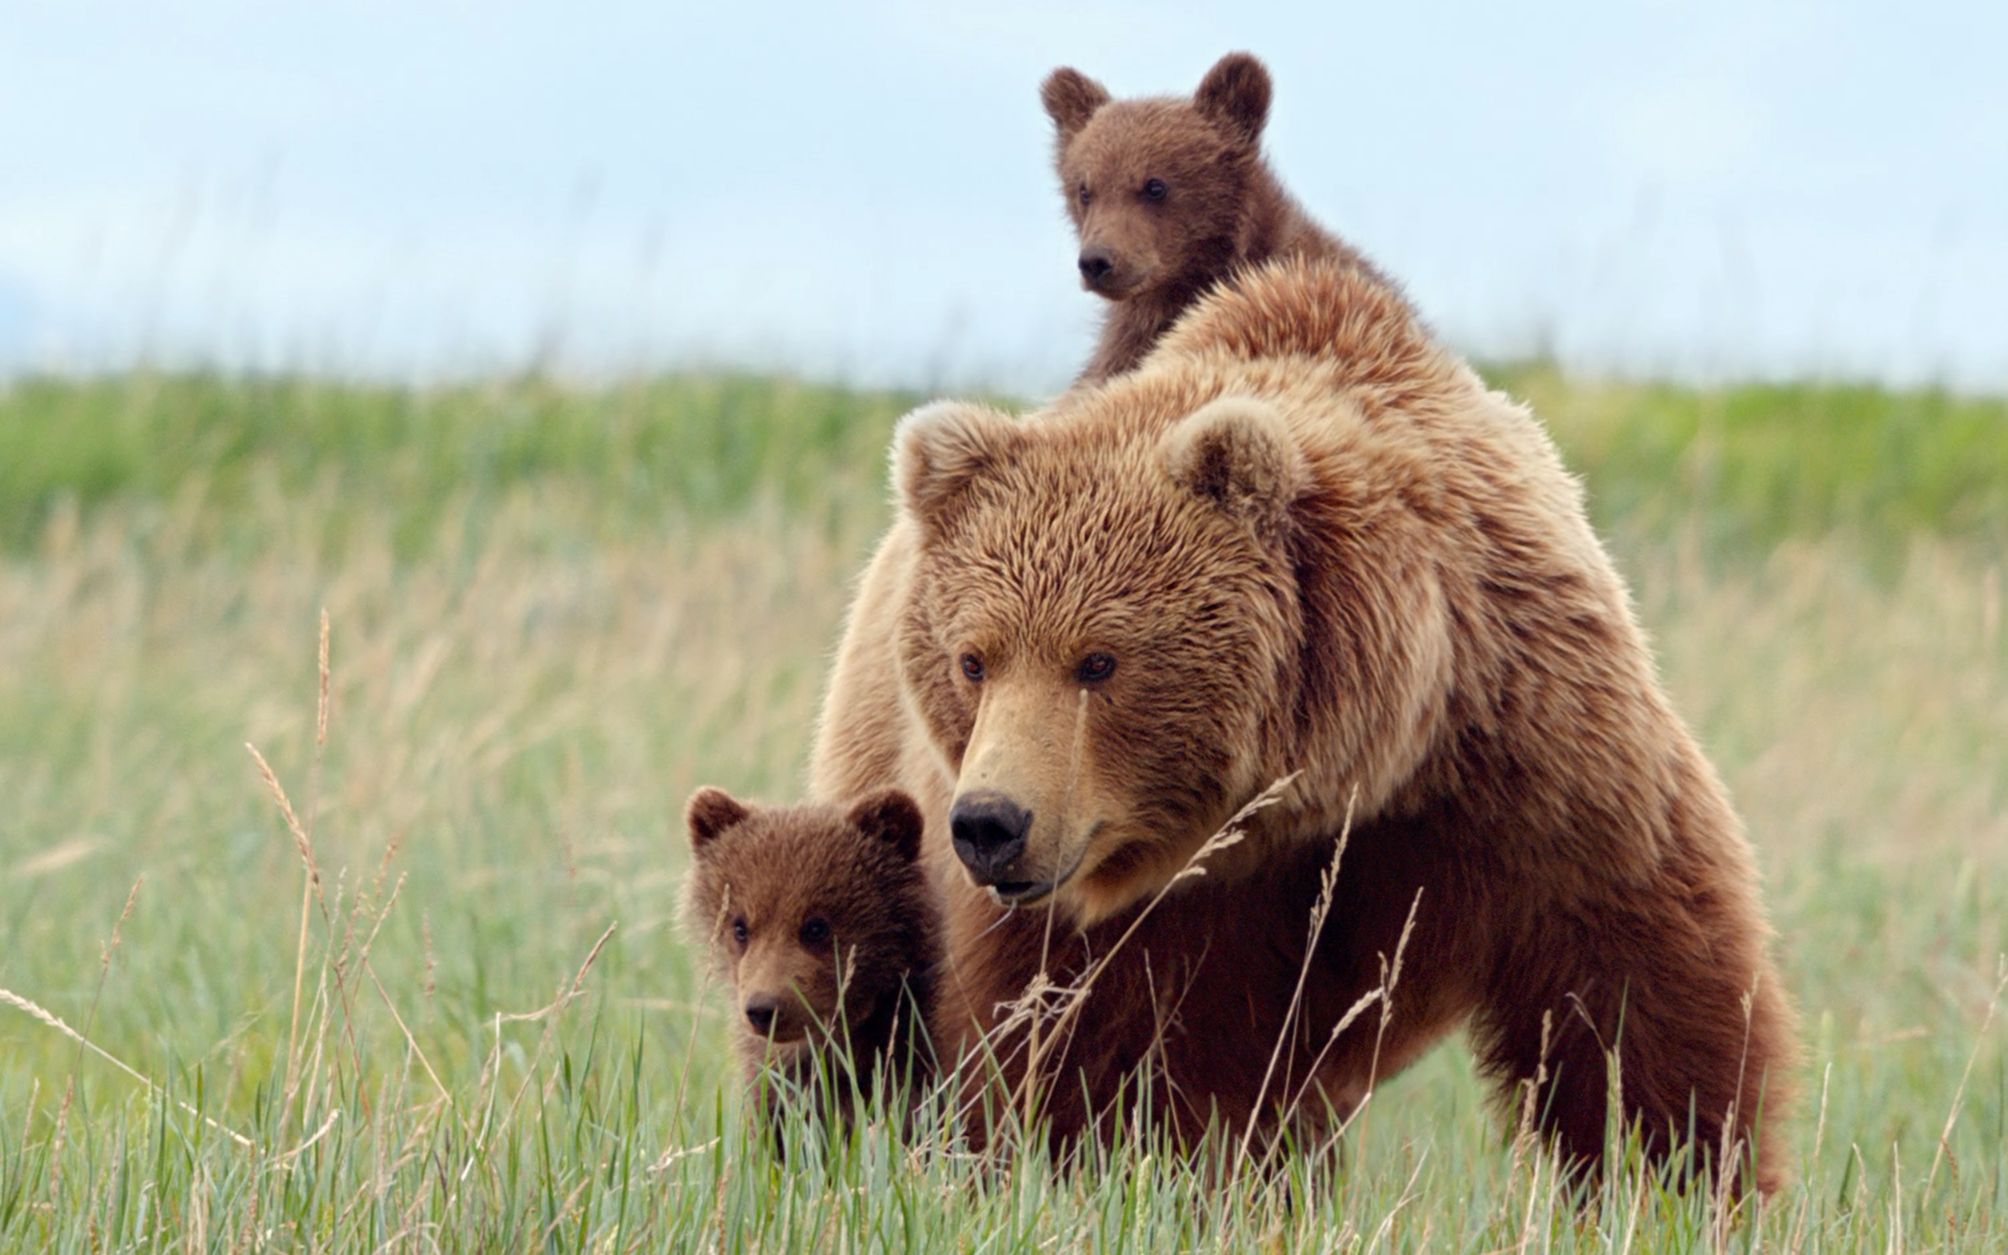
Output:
left=681, top=787, right=937, bottom=1126
left=809, top=256, right=1796, bottom=1190
left=1043, top=52, right=1397, bottom=385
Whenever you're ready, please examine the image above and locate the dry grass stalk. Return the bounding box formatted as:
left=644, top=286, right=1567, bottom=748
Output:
left=247, top=742, right=320, bottom=902
left=49, top=876, right=147, bottom=1201
left=0, top=986, right=256, bottom=1149
left=284, top=609, right=331, bottom=1121
left=1311, top=885, right=1423, bottom=1178
left=1922, top=956, right=2008, bottom=1201
left=364, top=957, right=452, bottom=1108
left=1237, top=785, right=1357, bottom=1167
left=995, top=772, right=1300, bottom=1142
left=443, top=920, right=618, bottom=1217
left=276, top=1108, right=342, bottom=1167
left=1275, top=984, right=1384, bottom=1159
left=1507, top=1011, right=1555, bottom=1187
left=664, top=884, right=733, bottom=1155
left=1785, top=1062, right=1834, bottom=1253
left=254, top=614, right=397, bottom=1129
left=1709, top=985, right=1766, bottom=1241
left=186, top=1164, right=208, bottom=1254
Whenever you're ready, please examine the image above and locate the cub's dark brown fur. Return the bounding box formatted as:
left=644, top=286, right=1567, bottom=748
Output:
left=1043, top=51, right=1398, bottom=385
left=681, top=787, right=937, bottom=1128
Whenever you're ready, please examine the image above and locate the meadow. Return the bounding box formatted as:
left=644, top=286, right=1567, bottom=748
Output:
left=0, top=366, right=2004, bottom=1250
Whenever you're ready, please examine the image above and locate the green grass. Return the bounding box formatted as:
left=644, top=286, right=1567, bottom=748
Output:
left=0, top=372, right=918, bottom=559
left=1506, top=365, right=2008, bottom=554
left=3, top=366, right=2005, bottom=559
left=0, top=367, right=2004, bottom=1249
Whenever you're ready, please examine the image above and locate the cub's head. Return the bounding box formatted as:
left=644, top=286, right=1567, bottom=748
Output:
left=894, top=394, right=1308, bottom=926
left=1041, top=52, right=1272, bottom=302
left=681, top=788, right=928, bottom=1052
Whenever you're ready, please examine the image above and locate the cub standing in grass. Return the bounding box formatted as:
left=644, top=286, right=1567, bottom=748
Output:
left=681, top=787, right=938, bottom=1130
left=1043, top=51, right=1399, bottom=385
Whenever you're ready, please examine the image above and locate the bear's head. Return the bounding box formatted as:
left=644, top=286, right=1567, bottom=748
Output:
left=894, top=393, right=1313, bottom=926
left=681, top=787, right=928, bottom=1052
left=1041, top=52, right=1272, bottom=303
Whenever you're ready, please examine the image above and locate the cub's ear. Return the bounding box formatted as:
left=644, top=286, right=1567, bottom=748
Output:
left=848, top=789, right=924, bottom=863
left=1194, top=52, right=1271, bottom=146
left=1041, top=66, right=1110, bottom=139
left=1161, top=396, right=1307, bottom=539
left=685, top=786, right=749, bottom=853
left=893, top=400, right=1019, bottom=535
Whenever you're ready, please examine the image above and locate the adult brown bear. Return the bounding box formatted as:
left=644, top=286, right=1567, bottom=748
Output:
left=810, top=256, right=1796, bottom=1191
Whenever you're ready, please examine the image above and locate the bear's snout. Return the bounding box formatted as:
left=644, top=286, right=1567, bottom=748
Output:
left=743, top=995, right=780, bottom=1036
left=949, top=791, right=1033, bottom=885
left=1078, top=247, right=1116, bottom=286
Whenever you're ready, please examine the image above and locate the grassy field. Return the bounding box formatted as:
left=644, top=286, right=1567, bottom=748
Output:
left=0, top=367, right=2004, bottom=1250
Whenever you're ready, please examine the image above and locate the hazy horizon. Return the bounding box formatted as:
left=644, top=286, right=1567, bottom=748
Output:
left=2, top=1, right=2003, bottom=393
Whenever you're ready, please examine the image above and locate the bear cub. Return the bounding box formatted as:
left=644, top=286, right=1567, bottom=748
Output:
left=1042, top=51, right=1399, bottom=385
left=681, top=786, right=938, bottom=1129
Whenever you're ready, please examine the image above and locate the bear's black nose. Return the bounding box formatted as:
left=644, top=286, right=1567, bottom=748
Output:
left=949, top=792, right=1033, bottom=882
left=744, top=997, right=779, bottom=1036
left=1078, top=249, right=1114, bottom=283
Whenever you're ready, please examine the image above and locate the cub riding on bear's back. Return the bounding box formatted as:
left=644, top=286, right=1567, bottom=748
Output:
left=1042, top=52, right=1398, bottom=385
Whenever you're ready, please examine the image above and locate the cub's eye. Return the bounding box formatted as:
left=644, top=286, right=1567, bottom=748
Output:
left=1142, top=178, right=1168, bottom=201
left=1077, top=182, right=1092, bottom=205
left=729, top=916, right=749, bottom=946
left=959, top=653, right=986, bottom=682
left=798, top=916, right=830, bottom=946
left=1075, top=652, right=1117, bottom=684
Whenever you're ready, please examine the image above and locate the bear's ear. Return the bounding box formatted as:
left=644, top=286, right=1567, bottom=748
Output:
left=893, top=400, right=1019, bottom=536
left=685, top=786, right=749, bottom=853
left=1041, top=66, right=1110, bottom=140
left=1161, top=396, right=1307, bottom=539
left=1194, top=52, right=1271, bottom=146
left=847, top=789, right=924, bottom=863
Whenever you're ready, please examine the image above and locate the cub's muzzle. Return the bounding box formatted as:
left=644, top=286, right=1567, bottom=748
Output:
left=743, top=996, right=779, bottom=1036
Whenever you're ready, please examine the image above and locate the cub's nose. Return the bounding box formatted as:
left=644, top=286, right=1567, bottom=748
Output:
left=1077, top=249, right=1114, bottom=283
left=744, top=997, right=779, bottom=1036
left=949, top=792, right=1033, bottom=882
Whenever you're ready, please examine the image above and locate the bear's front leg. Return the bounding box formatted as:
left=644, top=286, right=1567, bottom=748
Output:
left=1469, top=840, right=1796, bottom=1196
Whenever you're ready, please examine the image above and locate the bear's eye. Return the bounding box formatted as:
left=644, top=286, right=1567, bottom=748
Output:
left=959, top=653, right=986, bottom=682
left=798, top=916, right=830, bottom=947
left=1075, top=652, right=1117, bottom=684
left=1142, top=178, right=1168, bottom=202
left=729, top=916, right=749, bottom=946
left=1077, top=182, right=1092, bottom=206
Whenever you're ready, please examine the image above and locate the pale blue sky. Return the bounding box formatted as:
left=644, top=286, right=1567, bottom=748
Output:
left=1, top=1, right=2003, bottom=391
